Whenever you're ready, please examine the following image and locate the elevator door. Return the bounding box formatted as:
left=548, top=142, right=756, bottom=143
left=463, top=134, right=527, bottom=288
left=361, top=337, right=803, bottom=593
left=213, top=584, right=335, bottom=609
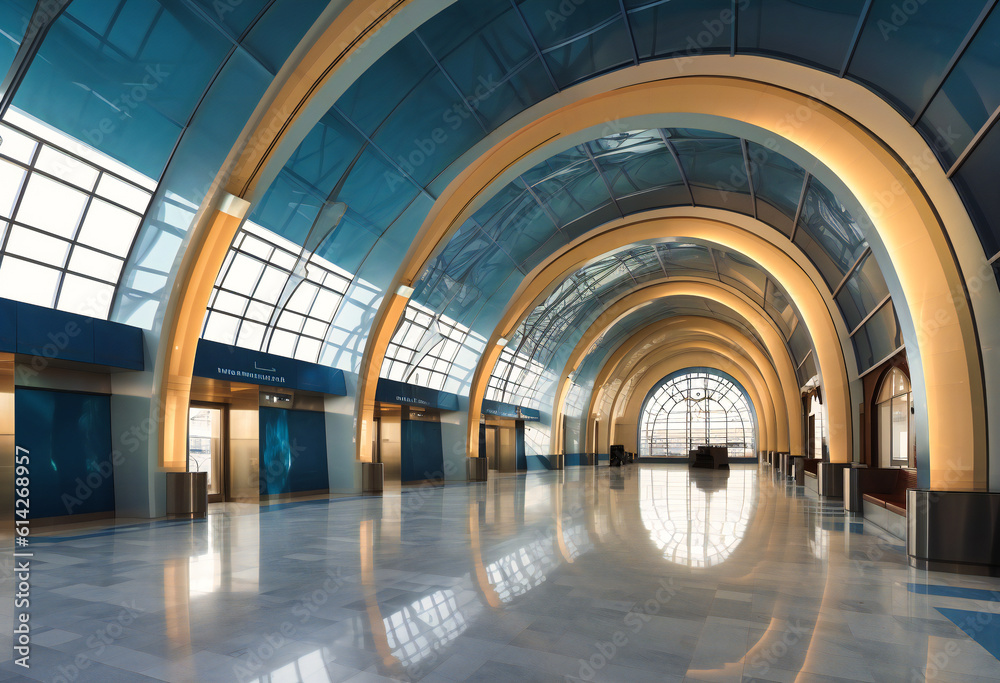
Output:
left=188, top=404, right=226, bottom=502
left=485, top=426, right=499, bottom=470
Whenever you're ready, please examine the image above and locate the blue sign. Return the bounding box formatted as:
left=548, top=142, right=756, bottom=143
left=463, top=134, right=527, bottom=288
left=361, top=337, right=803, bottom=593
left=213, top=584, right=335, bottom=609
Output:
left=193, top=340, right=347, bottom=396
left=481, top=399, right=540, bottom=422
left=375, top=378, right=460, bottom=411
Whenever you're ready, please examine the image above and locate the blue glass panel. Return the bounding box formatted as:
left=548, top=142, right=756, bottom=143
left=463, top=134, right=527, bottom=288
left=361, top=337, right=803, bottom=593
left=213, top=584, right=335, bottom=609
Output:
left=794, top=178, right=868, bottom=290
left=518, top=0, right=620, bottom=50
left=426, top=1, right=556, bottom=129
left=284, top=111, right=366, bottom=199
left=748, top=141, right=805, bottom=236
left=543, top=17, right=634, bottom=87
left=589, top=133, right=684, bottom=197
left=952, top=118, right=1000, bottom=257
left=242, top=0, right=328, bottom=74
left=337, top=147, right=422, bottom=235
left=657, top=243, right=716, bottom=278
left=835, top=250, right=889, bottom=331
left=561, top=202, right=619, bottom=242
left=919, top=6, right=1000, bottom=166
left=853, top=300, right=901, bottom=372
left=764, top=279, right=797, bottom=340
left=796, top=349, right=817, bottom=385
left=259, top=407, right=328, bottom=495
left=626, top=0, right=731, bottom=58
left=738, top=0, right=866, bottom=71
left=251, top=169, right=324, bottom=244
left=14, top=0, right=231, bottom=178
left=523, top=230, right=571, bottom=272
left=492, top=194, right=559, bottom=265
left=673, top=135, right=754, bottom=216
left=541, top=165, right=612, bottom=226
left=161, top=47, right=272, bottom=209
left=847, top=0, right=985, bottom=118
left=442, top=51, right=554, bottom=131
left=336, top=34, right=436, bottom=136
left=315, top=214, right=379, bottom=274
left=371, top=68, right=485, bottom=186
left=189, top=0, right=270, bottom=37
left=0, top=0, right=33, bottom=77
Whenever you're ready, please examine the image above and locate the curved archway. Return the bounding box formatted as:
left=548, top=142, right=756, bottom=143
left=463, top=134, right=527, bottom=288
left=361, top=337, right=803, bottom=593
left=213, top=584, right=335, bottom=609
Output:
left=601, top=345, right=776, bottom=458
left=637, top=369, right=757, bottom=459
left=355, top=73, right=983, bottom=489
left=580, top=315, right=798, bottom=454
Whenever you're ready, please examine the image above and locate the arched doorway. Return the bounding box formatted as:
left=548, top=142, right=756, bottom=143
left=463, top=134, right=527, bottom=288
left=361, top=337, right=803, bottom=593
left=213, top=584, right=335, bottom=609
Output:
left=638, top=369, right=757, bottom=459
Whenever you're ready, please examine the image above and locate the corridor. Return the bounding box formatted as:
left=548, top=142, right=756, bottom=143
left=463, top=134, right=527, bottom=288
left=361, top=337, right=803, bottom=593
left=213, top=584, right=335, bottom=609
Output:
left=9, top=465, right=1000, bottom=682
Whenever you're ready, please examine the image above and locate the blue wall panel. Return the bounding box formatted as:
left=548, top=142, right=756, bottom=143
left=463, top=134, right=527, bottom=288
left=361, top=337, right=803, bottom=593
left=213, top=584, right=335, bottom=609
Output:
left=401, top=420, right=444, bottom=483
left=259, top=408, right=329, bottom=495
left=15, top=388, right=115, bottom=519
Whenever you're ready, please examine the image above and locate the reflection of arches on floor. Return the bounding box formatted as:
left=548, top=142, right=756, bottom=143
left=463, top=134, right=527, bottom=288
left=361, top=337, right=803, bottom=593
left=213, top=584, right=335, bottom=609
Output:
left=639, top=468, right=758, bottom=569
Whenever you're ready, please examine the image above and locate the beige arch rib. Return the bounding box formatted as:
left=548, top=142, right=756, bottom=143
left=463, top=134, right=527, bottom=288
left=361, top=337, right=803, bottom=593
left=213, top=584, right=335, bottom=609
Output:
left=603, top=341, right=775, bottom=455
left=550, top=278, right=810, bottom=458
left=603, top=349, right=772, bottom=456
left=585, top=317, right=795, bottom=452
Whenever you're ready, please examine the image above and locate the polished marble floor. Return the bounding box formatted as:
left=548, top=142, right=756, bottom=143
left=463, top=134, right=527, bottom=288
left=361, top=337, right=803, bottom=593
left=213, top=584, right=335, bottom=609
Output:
left=3, top=464, right=1000, bottom=682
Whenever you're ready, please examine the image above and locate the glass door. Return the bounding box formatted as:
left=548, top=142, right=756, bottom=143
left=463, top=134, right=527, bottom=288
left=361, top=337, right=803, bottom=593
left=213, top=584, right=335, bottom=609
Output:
left=188, top=405, right=225, bottom=502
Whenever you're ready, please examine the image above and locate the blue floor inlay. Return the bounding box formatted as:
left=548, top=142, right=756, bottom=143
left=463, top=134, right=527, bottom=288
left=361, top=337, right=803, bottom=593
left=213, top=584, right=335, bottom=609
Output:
left=937, top=608, right=1000, bottom=661
left=909, top=584, right=1000, bottom=602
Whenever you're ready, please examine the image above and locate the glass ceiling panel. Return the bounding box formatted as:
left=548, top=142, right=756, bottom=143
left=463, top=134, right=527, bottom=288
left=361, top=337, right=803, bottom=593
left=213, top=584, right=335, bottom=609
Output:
left=0, top=1, right=34, bottom=79
left=625, top=0, right=731, bottom=59
left=847, top=0, right=986, bottom=118
left=738, top=0, right=867, bottom=72
left=836, top=250, right=890, bottom=332
left=14, top=0, right=232, bottom=179
left=748, top=141, right=806, bottom=237
left=853, top=299, right=902, bottom=373
left=672, top=134, right=754, bottom=216
left=485, top=243, right=813, bottom=412
left=794, top=177, right=869, bottom=290
left=918, top=5, right=1000, bottom=166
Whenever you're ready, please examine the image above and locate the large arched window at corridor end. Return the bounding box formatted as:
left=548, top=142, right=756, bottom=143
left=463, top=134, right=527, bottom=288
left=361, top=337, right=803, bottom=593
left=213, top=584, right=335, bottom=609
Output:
left=638, top=369, right=756, bottom=459
left=876, top=367, right=915, bottom=468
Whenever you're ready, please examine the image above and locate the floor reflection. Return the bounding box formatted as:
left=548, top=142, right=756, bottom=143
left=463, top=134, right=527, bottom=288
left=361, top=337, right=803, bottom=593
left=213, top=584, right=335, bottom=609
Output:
left=639, top=467, right=757, bottom=567
left=18, top=464, right=1000, bottom=683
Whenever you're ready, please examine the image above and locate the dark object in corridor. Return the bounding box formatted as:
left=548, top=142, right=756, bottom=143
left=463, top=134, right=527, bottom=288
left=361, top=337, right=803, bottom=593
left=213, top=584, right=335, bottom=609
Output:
left=610, top=444, right=626, bottom=467
left=689, top=446, right=730, bottom=469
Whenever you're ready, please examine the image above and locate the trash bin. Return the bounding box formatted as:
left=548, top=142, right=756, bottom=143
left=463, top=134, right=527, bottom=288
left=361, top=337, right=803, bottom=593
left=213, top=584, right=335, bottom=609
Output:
left=467, top=457, right=488, bottom=482
left=362, top=462, right=384, bottom=493
left=844, top=464, right=866, bottom=512
left=166, top=472, right=207, bottom=519
left=790, top=456, right=805, bottom=485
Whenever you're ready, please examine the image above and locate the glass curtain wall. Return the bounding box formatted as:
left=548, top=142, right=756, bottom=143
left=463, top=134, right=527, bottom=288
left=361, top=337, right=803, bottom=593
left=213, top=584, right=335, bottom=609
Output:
left=639, top=370, right=755, bottom=458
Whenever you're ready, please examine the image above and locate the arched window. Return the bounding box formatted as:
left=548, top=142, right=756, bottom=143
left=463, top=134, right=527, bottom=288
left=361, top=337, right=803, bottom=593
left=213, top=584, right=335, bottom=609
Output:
left=638, top=370, right=756, bottom=458
left=876, top=367, right=914, bottom=468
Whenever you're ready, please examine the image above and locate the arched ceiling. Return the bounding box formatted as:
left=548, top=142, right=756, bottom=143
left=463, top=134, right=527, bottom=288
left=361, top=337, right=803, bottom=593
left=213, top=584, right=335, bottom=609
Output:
left=0, top=0, right=997, bottom=486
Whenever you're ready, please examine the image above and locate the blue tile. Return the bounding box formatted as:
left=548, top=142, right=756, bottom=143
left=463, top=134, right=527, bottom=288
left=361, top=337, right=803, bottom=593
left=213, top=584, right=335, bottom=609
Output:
left=909, top=584, right=1000, bottom=602
left=937, top=608, right=1000, bottom=661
